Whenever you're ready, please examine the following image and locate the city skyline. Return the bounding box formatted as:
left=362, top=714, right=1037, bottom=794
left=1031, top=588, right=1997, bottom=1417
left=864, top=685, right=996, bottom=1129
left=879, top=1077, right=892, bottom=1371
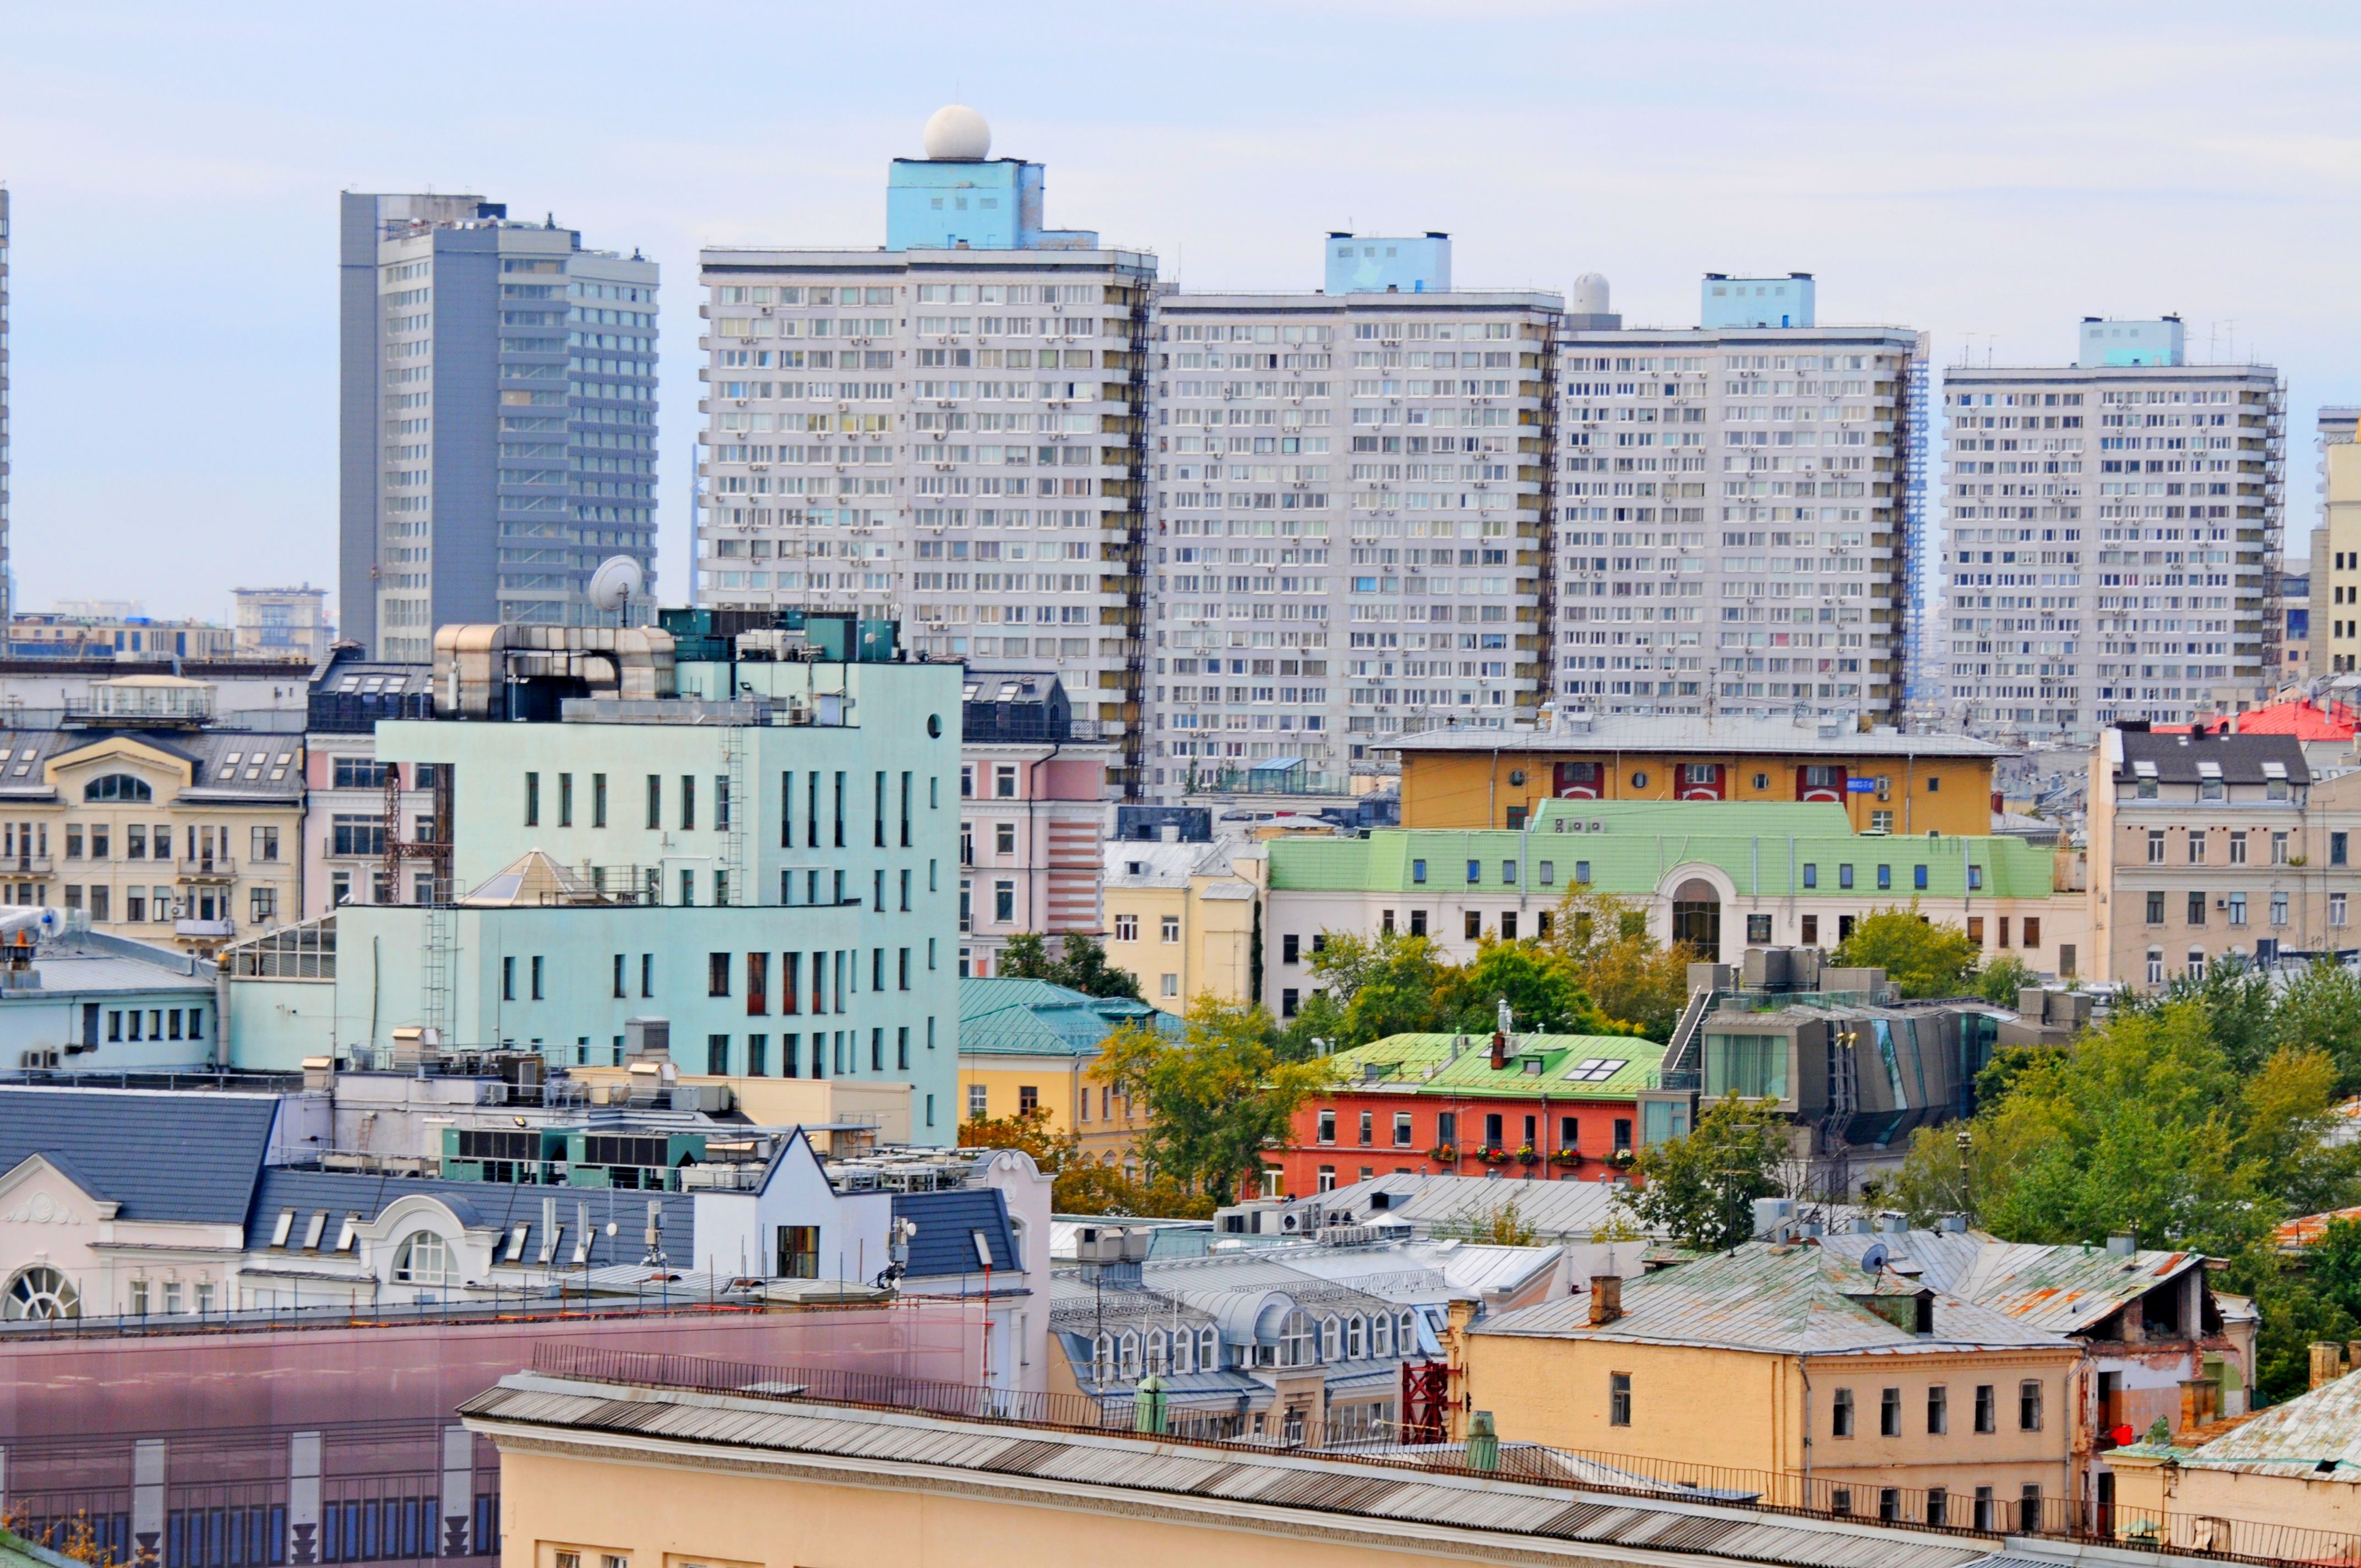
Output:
left=2, top=1, right=2359, bottom=622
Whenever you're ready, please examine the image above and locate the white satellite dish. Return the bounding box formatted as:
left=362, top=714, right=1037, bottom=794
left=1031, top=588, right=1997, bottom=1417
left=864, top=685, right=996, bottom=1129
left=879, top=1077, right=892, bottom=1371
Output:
left=1860, top=1242, right=1890, bottom=1275
left=587, top=555, right=644, bottom=613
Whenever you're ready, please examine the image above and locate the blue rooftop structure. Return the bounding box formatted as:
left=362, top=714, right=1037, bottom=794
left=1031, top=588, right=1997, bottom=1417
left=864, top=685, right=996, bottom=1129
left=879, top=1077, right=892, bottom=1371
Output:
left=2077, top=315, right=2184, bottom=368
left=885, top=105, right=1098, bottom=252
left=1324, top=233, right=1452, bottom=295
left=1701, top=273, right=1816, bottom=329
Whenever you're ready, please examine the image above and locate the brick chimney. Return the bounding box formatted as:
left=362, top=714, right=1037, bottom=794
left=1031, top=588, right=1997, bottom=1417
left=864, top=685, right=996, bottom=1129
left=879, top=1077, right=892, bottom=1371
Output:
left=1489, top=1031, right=1507, bottom=1070
left=1588, top=1273, right=1623, bottom=1327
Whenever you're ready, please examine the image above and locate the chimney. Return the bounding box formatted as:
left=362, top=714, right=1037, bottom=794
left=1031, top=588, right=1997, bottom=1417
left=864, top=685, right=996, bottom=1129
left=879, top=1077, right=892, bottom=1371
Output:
left=1489, top=1031, right=1507, bottom=1070
left=2106, top=1233, right=2137, bottom=1257
left=1588, top=1273, right=1623, bottom=1326
left=2311, top=1341, right=2349, bottom=1391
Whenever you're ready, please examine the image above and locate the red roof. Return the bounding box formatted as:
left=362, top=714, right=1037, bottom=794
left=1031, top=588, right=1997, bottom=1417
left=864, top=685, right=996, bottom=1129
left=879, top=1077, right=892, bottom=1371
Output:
left=2273, top=1205, right=2361, bottom=1249
left=2172, top=699, right=2360, bottom=742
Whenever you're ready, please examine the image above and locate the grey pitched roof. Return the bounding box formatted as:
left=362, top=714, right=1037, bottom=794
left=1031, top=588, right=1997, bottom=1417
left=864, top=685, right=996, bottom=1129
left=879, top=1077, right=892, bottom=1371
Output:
left=0, top=1087, right=280, bottom=1223
left=893, top=1186, right=1019, bottom=1278
left=1816, top=1229, right=2207, bottom=1336
left=246, top=1166, right=696, bottom=1268
left=2117, top=728, right=2310, bottom=786
left=0, top=727, right=304, bottom=804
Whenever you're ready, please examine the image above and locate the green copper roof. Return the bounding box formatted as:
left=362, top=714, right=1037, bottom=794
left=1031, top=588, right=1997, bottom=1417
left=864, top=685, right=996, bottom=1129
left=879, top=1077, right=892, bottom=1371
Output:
left=1269, top=801, right=2057, bottom=901
left=958, top=977, right=1180, bottom=1059
left=1321, top=1032, right=1655, bottom=1101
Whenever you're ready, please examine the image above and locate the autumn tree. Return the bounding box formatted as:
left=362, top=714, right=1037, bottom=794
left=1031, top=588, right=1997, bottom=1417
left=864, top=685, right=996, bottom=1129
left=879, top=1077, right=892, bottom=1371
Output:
left=1546, top=889, right=1696, bottom=1039
left=1830, top=903, right=1981, bottom=998
left=1098, top=997, right=1339, bottom=1204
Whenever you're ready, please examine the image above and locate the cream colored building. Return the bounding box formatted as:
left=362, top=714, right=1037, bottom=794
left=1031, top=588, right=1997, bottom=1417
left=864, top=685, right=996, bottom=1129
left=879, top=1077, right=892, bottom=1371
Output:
left=0, top=678, right=302, bottom=954
left=1102, top=837, right=1263, bottom=1011
left=1467, top=1241, right=2079, bottom=1532
left=2107, top=1368, right=2361, bottom=1558
left=2316, top=428, right=2361, bottom=675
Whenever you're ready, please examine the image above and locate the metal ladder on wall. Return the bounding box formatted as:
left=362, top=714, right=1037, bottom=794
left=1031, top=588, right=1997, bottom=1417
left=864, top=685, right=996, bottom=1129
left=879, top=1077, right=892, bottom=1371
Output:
left=720, top=723, right=748, bottom=906
left=420, top=898, right=455, bottom=1044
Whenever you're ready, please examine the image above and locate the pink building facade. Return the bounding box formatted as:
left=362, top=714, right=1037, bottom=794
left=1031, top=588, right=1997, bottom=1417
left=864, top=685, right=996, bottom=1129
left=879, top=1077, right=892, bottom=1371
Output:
left=958, top=742, right=1109, bottom=976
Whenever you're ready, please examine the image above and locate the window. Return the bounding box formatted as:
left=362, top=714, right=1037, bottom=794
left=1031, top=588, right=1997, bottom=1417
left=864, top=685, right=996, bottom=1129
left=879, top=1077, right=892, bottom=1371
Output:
left=1411, top=858, right=1426, bottom=884
left=708, top=952, right=731, bottom=996
left=1927, top=1384, right=1947, bottom=1434
left=2188, top=891, right=2205, bottom=927
left=2189, top=831, right=2206, bottom=865
left=1318, top=1109, right=1336, bottom=1144
left=1913, top=864, right=1928, bottom=890
left=706, top=1034, right=730, bottom=1075
left=1464, top=910, right=1482, bottom=940
left=501, top=956, right=515, bottom=1001
left=252, top=826, right=280, bottom=862
left=1608, top=1371, right=1631, bottom=1426
left=1880, top=1386, right=1901, bottom=1436
left=1879, top=1489, right=1900, bottom=1523
left=249, top=887, right=275, bottom=922
left=1926, top=1489, right=1947, bottom=1529
left=646, top=774, right=662, bottom=829
left=995, top=821, right=1016, bottom=855
left=2146, top=948, right=2164, bottom=986
left=530, top=956, right=544, bottom=999
left=1282, top=933, right=1299, bottom=963
left=2147, top=829, right=2165, bottom=865
left=1876, top=864, right=1890, bottom=890
left=1019, top=1085, right=1039, bottom=1114
left=557, top=772, right=573, bottom=827
left=2273, top=890, right=2290, bottom=926
left=2337, top=892, right=2351, bottom=927
left=2146, top=891, right=2164, bottom=924
left=1466, top=859, right=1482, bottom=884
left=2335, top=831, right=2350, bottom=867
left=592, top=772, right=607, bottom=827
left=1974, top=1384, right=1995, bottom=1433
left=1839, top=864, right=1854, bottom=890
left=776, top=1225, right=820, bottom=1279
left=1802, top=863, right=1817, bottom=889
left=524, top=771, right=540, bottom=826
left=2230, top=831, right=2248, bottom=865
left=2019, top=1379, right=2043, bottom=1430
left=968, top=1084, right=988, bottom=1120
left=994, top=880, right=1015, bottom=923
left=1394, top=1112, right=1413, bottom=1146
left=1115, top=914, right=1139, bottom=941
left=391, top=1231, right=453, bottom=1286
left=83, top=774, right=151, bottom=803
left=332, top=757, right=390, bottom=790
left=1161, top=915, right=1180, bottom=943
left=1358, top=1110, right=1373, bottom=1146
left=2227, top=893, right=2246, bottom=927
left=1831, top=1387, right=1854, bottom=1437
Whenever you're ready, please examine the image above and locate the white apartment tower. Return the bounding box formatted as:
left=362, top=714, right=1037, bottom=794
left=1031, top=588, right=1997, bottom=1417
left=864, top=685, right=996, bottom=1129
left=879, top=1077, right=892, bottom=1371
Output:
left=1938, top=318, right=2284, bottom=742
left=1, top=186, right=10, bottom=626
left=1553, top=277, right=1928, bottom=724
left=1145, top=237, right=1562, bottom=793
left=695, top=107, right=1154, bottom=794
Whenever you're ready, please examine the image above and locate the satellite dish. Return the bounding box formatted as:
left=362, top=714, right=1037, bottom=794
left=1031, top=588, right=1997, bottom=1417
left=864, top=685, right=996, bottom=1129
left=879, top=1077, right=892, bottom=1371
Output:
left=1860, top=1242, right=1891, bottom=1275
left=587, top=555, right=644, bottom=613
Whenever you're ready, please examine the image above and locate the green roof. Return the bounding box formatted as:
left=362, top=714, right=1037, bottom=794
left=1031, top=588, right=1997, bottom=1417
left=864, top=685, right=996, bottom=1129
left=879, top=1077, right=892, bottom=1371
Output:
left=1323, top=1032, right=1655, bottom=1100
left=1269, top=800, right=2058, bottom=901
left=958, top=977, right=1180, bottom=1059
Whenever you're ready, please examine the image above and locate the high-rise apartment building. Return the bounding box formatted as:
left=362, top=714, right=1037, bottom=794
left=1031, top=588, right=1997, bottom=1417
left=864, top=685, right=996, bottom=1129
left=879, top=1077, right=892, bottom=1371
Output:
left=1938, top=319, right=2284, bottom=741
left=2305, top=405, right=2358, bottom=677
left=339, top=194, right=658, bottom=661
left=1, top=186, right=11, bottom=627
left=695, top=108, right=1155, bottom=793
left=1553, top=278, right=1927, bottom=724
left=1145, top=236, right=1562, bottom=793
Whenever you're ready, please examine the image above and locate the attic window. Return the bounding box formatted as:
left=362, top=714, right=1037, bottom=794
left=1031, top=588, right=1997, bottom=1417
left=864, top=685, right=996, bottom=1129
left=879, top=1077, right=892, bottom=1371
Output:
left=2196, top=761, right=2222, bottom=777
left=505, top=1223, right=530, bottom=1264
left=301, top=1211, right=327, bottom=1250
left=270, top=1208, right=295, bottom=1248
left=972, top=1230, right=994, bottom=1269
left=2262, top=761, right=2288, bottom=778
left=2131, top=760, right=2158, bottom=778
left=1566, top=1058, right=1626, bottom=1081
left=335, top=1213, right=359, bottom=1252
left=538, top=1224, right=564, bottom=1265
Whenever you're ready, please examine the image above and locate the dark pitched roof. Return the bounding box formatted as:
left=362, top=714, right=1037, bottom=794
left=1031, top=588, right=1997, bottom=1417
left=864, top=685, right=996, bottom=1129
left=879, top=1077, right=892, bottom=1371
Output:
left=2117, top=729, right=2310, bottom=786
left=244, top=1166, right=697, bottom=1266
left=0, top=1088, right=280, bottom=1223
left=893, top=1186, right=1019, bottom=1277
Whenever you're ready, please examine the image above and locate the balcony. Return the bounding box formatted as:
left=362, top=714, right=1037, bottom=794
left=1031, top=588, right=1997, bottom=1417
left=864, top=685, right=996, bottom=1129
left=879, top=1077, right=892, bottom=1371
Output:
left=177, top=854, right=238, bottom=880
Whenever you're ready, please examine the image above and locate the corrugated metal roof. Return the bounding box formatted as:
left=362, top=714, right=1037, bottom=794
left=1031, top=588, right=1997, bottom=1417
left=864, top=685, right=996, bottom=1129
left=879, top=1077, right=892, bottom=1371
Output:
left=1294, top=1172, right=1653, bottom=1240
left=461, top=1371, right=2003, bottom=1568
left=959, top=977, right=1180, bottom=1059
left=2152, top=1366, right=2361, bottom=1479
left=1477, top=1242, right=2072, bottom=1357
left=0, top=1086, right=280, bottom=1223
left=1816, top=1231, right=2201, bottom=1335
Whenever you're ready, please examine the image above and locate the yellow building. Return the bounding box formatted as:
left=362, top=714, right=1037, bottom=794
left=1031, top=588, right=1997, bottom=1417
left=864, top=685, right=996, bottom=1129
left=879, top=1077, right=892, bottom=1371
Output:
left=2316, top=427, right=2361, bottom=676
left=1101, top=838, right=1263, bottom=1011
left=956, top=976, right=1177, bottom=1164
left=465, top=1362, right=2010, bottom=1568
left=2106, top=1368, right=2361, bottom=1558
left=1465, top=1242, right=2078, bottom=1531
left=0, top=678, right=303, bottom=954
left=1389, top=711, right=2006, bottom=836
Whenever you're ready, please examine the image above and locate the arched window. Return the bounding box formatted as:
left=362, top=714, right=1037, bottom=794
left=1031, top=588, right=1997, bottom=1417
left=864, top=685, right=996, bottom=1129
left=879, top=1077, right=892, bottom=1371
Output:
left=2146, top=949, right=2164, bottom=987
left=4, top=1265, right=79, bottom=1319
left=1199, top=1325, right=1220, bottom=1370
left=391, top=1231, right=453, bottom=1286
left=2187, top=948, right=2206, bottom=982
left=1319, top=1314, right=1342, bottom=1362
left=1117, top=1330, right=1141, bottom=1379
left=1171, top=1327, right=1194, bottom=1374
left=1397, top=1310, right=1419, bottom=1354
left=1346, top=1314, right=1368, bottom=1359
left=83, top=774, right=153, bottom=803
left=1372, top=1311, right=1394, bottom=1357
left=1092, top=1332, right=1116, bottom=1383
left=1145, top=1328, right=1167, bottom=1374
left=1278, top=1309, right=1315, bottom=1368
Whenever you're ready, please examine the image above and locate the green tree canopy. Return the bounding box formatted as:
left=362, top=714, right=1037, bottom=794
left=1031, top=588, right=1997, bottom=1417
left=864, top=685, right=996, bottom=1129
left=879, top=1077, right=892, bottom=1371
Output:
left=1546, top=889, right=1696, bottom=1040
left=1098, top=997, right=1339, bottom=1205
left=1830, top=903, right=1981, bottom=998
left=997, top=930, right=1145, bottom=1001
left=1623, top=1093, right=1793, bottom=1253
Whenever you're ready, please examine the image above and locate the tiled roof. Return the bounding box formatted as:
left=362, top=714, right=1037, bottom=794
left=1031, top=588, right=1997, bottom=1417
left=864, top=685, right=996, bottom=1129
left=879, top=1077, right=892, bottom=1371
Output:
left=1317, top=1033, right=1651, bottom=1101
left=958, top=977, right=1179, bottom=1059
left=1476, top=1241, right=2071, bottom=1357
left=1268, top=808, right=2060, bottom=899
left=2272, top=1205, right=2361, bottom=1249
left=0, top=1087, right=280, bottom=1224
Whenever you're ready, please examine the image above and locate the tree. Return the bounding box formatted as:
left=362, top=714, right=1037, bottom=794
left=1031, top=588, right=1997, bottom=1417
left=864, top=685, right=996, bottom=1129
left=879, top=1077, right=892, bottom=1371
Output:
left=1430, top=1195, right=1538, bottom=1245
left=1623, top=1093, right=1793, bottom=1253
left=1098, top=997, right=1340, bottom=1205
left=1438, top=938, right=1625, bottom=1038
left=2274, top=958, right=2361, bottom=1093
left=1830, top=903, right=1981, bottom=998
left=1312, top=930, right=1455, bottom=1047
left=1974, top=953, right=2038, bottom=1007
left=995, top=930, right=1144, bottom=1001
left=959, top=1104, right=1214, bottom=1217
left=1546, top=889, right=1696, bottom=1040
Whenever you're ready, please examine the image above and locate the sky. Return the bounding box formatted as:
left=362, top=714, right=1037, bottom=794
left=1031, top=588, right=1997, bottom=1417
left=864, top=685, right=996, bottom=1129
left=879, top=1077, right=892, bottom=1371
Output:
left=4, top=0, right=2359, bottom=627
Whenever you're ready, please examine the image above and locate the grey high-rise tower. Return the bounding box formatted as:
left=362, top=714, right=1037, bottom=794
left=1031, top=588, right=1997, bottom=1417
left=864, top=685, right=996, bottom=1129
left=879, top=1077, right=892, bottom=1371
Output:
left=339, top=193, right=659, bottom=660
left=1, top=186, right=12, bottom=627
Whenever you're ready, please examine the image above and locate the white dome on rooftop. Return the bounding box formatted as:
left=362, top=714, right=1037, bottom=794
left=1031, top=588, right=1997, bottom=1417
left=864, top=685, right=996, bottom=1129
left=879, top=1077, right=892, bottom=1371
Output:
left=923, top=104, right=991, bottom=161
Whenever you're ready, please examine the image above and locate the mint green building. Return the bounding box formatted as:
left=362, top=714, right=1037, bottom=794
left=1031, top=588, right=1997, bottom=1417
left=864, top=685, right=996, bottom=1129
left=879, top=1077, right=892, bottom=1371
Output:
left=1261, top=798, right=2083, bottom=1019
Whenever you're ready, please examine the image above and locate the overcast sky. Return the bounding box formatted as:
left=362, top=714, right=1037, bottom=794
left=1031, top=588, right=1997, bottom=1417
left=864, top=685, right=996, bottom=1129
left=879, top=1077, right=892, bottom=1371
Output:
left=4, top=0, right=2357, bottom=625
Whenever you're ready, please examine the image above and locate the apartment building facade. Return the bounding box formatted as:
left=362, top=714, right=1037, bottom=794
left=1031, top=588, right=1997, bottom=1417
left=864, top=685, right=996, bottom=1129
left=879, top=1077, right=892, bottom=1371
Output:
left=1, top=187, right=10, bottom=628
left=956, top=675, right=1111, bottom=977
left=339, top=193, right=659, bottom=660
left=1146, top=263, right=1563, bottom=793
left=2086, top=723, right=2361, bottom=988
left=695, top=113, right=1155, bottom=795
left=1938, top=323, right=2284, bottom=743
left=1555, top=285, right=1927, bottom=726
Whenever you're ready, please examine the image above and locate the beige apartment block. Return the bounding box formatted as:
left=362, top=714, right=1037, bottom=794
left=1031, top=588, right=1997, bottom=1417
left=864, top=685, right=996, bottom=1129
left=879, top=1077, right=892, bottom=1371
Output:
left=1102, top=836, right=1263, bottom=1010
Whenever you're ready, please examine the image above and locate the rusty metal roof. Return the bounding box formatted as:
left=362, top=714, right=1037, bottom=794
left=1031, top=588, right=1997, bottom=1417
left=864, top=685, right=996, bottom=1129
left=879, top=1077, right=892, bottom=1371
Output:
left=2146, top=1367, right=2361, bottom=1480
left=461, top=1370, right=2006, bottom=1568
left=1817, top=1231, right=2204, bottom=1336
left=1475, top=1241, right=2071, bottom=1358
